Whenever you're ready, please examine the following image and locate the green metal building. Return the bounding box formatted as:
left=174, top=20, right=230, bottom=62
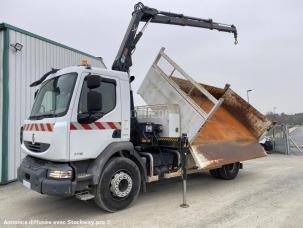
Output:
left=0, top=23, right=106, bottom=184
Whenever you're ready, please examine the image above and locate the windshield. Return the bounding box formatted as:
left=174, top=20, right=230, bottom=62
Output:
left=29, top=73, right=77, bottom=120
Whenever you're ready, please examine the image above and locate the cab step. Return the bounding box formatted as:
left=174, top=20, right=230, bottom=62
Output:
left=75, top=191, right=95, bottom=201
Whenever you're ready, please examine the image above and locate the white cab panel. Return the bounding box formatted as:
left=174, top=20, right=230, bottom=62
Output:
left=69, top=71, right=123, bottom=161
left=119, top=79, right=131, bottom=140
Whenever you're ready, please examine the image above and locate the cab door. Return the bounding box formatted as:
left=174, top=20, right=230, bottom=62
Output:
left=69, top=73, right=121, bottom=160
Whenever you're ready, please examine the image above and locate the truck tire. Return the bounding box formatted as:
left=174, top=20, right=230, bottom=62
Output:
left=209, top=169, right=220, bottom=178
left=93, top=157, right=141, bottom=212
left=218, top=162, right=240, bottom=180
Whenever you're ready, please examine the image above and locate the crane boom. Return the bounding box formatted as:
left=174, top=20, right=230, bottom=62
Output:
left=112, top=2, right=238, bottom=72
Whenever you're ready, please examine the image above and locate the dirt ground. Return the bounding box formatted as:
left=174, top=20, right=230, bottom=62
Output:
left=1, top=154, right=303, bottom=228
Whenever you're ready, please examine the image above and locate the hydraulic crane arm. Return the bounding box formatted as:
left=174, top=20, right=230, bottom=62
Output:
left=112, top=2, right=238, bottom=72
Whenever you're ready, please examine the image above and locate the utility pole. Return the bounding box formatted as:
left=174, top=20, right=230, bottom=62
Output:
left=246, top=89, right=253, bottom=104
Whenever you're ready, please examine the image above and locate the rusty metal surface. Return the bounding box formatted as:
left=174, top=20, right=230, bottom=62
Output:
left=191, top=141, right=267, bottom=170
left=221, top=88, right=272, bottom=138
left=171, top=77, right=271, bottom=169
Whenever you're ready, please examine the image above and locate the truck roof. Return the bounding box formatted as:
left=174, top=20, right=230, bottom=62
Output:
left=49, top=66, right=130, bottom=82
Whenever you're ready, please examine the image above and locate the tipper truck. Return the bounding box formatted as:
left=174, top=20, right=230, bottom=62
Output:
left=17, top=2, right=271, bottom=212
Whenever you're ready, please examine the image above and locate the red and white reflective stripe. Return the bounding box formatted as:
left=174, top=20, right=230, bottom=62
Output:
left=70, top=122, right=121, bottom=130
left=23, top=123, right=54, bottom=132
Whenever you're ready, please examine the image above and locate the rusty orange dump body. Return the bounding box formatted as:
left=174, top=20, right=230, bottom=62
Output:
left=172, top=77, right=272, bottom=169
left=138, top=48, right=272, bottom=170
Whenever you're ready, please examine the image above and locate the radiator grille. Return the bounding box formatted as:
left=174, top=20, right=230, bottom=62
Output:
left=24, top=141, right=50, bottom=153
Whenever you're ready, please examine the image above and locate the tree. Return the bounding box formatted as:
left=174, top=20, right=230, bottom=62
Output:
left=265, top=112, right=303, bottom=125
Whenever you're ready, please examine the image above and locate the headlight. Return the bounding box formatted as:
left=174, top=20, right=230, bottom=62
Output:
left=48, top=170, right=72, bottom=179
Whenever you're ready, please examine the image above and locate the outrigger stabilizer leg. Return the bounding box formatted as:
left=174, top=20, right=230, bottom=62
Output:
left=180, top=133, right=190, bottom=208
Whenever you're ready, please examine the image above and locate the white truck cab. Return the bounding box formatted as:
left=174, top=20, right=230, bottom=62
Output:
left=18, top=65, right=144, bottom=212
left=21, top=66, right=131, bottom=162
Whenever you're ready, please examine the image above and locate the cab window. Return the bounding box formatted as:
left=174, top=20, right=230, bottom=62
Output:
left=78, top=76, right=116, bottom=115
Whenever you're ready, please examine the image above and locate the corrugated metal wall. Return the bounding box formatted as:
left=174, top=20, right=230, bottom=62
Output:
left=6, top=29, right=105, bottom=181
left=0, top=31, right=3, bottom=181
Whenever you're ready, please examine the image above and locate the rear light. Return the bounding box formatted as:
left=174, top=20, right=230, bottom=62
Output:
left=48, top=170, right=72, bottom=179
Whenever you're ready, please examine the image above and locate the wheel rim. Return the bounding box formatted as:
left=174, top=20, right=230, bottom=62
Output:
left=110, top=171, right=133, bottom=198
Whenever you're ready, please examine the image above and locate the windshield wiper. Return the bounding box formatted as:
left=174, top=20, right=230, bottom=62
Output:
left=30, top=68, right=59, bottom=87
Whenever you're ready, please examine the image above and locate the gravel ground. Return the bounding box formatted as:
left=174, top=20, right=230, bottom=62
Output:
left=1, top=154, right=303, bottom=228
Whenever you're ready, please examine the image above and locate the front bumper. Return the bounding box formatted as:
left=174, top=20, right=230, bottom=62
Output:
left=17, top=156, right=76, bottom=196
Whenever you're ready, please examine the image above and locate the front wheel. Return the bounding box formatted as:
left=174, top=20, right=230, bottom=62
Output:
left=94, top=157, right=141, bottom=212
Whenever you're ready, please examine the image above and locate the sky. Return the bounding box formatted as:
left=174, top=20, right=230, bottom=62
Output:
left=1, top=0, right=302, bottom=114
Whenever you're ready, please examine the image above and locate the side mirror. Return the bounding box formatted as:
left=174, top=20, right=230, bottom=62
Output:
left=87, top=91, right=102, bottom=112
left=130, top=75, right=135, bottom=83
left=34, top=90, right=39, bottom=99
left=87, top=75, right=101, bottom=89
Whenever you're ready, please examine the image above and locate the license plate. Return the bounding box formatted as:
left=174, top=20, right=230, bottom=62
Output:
left=23, top=179, right=31, bottom=189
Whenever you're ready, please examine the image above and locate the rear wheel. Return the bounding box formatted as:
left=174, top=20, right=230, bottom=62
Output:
left=94, top=157, right=141, bottom=212
left=209, top=162, right=240, bottom=180
left=209, top=168, right=220, bottom=178
left=218, top=162, right=240, bottom=180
